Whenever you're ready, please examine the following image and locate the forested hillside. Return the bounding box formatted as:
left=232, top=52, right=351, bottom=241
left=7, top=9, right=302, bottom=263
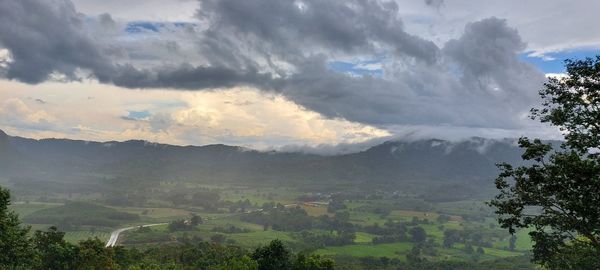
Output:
left=0, top=130, right=535, bottom=199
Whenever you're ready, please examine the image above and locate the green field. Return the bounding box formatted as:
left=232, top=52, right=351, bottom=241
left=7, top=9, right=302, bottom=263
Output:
left=23, top=201, right=140, bottom=228
left=9, top=202, right=62, bottom=217
left=494, top=228, right=534, bottom=251
left=315, top=242, right=413, bottom=258
left=354, top=232, right=376, bottom=243
left=64, top=230, right=111, bottom=243
left=15, top=184, right=531, bottom=264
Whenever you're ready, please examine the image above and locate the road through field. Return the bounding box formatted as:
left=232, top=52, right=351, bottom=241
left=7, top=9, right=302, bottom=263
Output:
left=105, top=203, right=317, bottom=247
left=105, top=223, right=167, bottom=247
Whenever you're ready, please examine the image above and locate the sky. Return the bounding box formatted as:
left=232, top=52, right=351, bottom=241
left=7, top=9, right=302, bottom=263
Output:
left=0, top=0, right=598, bottom=151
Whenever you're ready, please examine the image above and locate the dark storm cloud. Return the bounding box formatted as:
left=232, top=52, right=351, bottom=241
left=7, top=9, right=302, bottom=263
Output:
left=445, top=18, right=528, bottom=85
left=0, top=0, right=114, bottom=83
left=108, top=64, right=280, bottom=90
left=0, top=0, right=545, bottom=130
left=443, top=18, right=543, bottom=106
left=197, top=0, right=440, bottom=63
left=274, top=17, right=545, bottom=127
left=188, top=0, right=545, bottom=128
left=0, top=0, right=272, bottom=90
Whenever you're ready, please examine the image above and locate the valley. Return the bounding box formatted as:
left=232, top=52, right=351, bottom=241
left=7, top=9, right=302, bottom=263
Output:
left=2, top=129, right=536, bottom=268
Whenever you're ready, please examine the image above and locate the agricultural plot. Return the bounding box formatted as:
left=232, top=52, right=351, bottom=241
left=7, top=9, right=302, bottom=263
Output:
left=9, top=202, right=62, bottom=217
left=64, top=230, right=111, bottom=243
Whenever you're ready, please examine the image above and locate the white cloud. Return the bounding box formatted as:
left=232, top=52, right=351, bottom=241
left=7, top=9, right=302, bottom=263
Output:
left=0, top=80, right=390, bottom=148
left=395, top=0, right=600, bottom=55
left=71, top=0, right=198, bottom=21
left=353, top=62, right=383, bottom=71
left=0, top=98, right=55, bottom=128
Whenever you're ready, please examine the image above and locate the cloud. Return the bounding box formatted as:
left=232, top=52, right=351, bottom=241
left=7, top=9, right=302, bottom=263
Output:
left=274, top=18, right=544, bottom=128
left=442, top=17, right=544, bottom=111
left=98, top=13, right=117, bottom=30
left=0, top=0, right=549, bottom=136
left=0, top=0, right=114, bottom=83
left=0, top=98, right=54, bottom=130
left=397, top=0, right=600, bottom=56
left=197, top=0, right=440, bottom=63
left=71, top=0, right=198, bottom=22
left=424, top=0, right=444, bottom=10
left=34, top=98, right=47, bottom=104
left=148, top=112, right=174, bottom=132
left=108, top=64, right=278, bottom=90
left=0, top=80, right=391, bottom=148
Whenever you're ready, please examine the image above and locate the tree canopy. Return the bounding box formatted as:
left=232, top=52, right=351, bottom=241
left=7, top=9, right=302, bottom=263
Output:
left=490, top=56, right=600, bottom=269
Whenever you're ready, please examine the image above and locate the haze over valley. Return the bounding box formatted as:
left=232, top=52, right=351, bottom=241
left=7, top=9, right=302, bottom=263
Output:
left=1, top=0, right=599, bottom=269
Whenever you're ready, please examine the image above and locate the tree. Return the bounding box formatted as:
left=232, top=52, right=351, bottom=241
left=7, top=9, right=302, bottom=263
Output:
left=292, top=254, right=334, bottom=270
left=409, top=226, right=427, bottom=243
left=464, top=243, right=474, bottom=254
left=252, top=240, right=292, bottom=270
left=508, top=235, right=517, bottom=251
left=406, top=244, right=425, bottom=264
left=32, top=226, right=79, bottom=270
left=437, top=214, right=451, bottom=223
left=218, top=255, right=259, bottom=270
left=490, top=56, right=600, bottom=269
left=327, top=199, right=346, bottom=213
left=0, top=186, right=335, bottom=270
left=211, top=234, right=226, bottom=244
left=0, top=186, right=34, bottom=269
left=190, top=214, right=202, bottom=226
left=168, top=219, right=193, bottom=232
left=443, top=229, right=461, bottom=248
left=76, top=238, right=118, bottom=270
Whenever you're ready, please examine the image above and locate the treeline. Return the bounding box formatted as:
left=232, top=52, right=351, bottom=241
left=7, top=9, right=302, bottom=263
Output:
left=1, top=186, right=333, bottom=270
left=363, top=217, right=432, bottom=245
left=241, top=203, right=354, bottom=233
left=6, top=228, right=334, bottom=270
left=443, top=228, right=497, bottom=249
left=331, top=255, right=534, bottom=270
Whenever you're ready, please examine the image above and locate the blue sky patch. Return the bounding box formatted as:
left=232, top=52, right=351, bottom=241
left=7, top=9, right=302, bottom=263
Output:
left=330, top=49, right=599, bottom=77
left=153, top=100, right=187, bottom=109
left=126, top=110, right=151, bottom=120
left=125, top=22, right=163, bottom=33
left=124, top=21, right=194, bottom=34
left=328, top=59, right=383, bottom=77
left=520, top=48, right=600, bottom=73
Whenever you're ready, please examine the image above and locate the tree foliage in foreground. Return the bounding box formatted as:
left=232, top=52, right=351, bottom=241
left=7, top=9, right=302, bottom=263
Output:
left=0, top=187, right=34, bottom=268
left=490, top=56, right=600, bottom=269
left=0, top=185, right=334, bottom=270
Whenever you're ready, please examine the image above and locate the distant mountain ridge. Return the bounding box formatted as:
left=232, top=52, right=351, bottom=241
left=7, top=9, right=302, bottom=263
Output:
left=0, top=129, right=537, bottom=198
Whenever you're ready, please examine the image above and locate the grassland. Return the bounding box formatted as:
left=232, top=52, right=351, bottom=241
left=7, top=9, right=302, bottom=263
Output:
left=9, top=202, right=62, bottom=217
left=15, top=184, right=533, bottom=263
left=22, top=201, right=140, bottom=227
left=63, top=230, right=111, bottom=242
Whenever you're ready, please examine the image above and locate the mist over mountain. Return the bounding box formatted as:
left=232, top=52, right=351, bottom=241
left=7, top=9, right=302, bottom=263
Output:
left=0, top=129, right=537, bottom=200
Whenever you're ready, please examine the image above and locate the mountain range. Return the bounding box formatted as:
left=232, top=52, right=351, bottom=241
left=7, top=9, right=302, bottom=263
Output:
left=0, top=129, right=535, bottom=199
